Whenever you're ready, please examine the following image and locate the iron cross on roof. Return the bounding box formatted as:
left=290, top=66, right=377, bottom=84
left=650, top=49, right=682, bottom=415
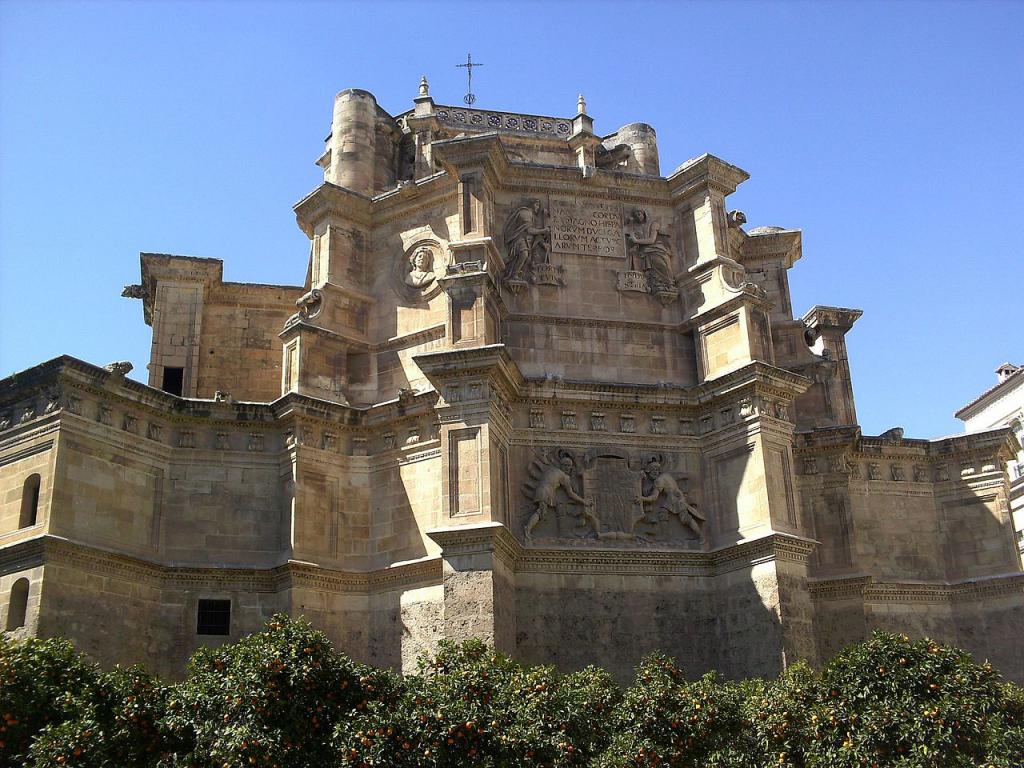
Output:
left=456, top=53, right=483, bottom=105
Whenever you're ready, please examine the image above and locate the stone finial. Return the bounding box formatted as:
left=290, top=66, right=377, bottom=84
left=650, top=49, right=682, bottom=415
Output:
left=577, top=93, right=587, bottom=115
left=419, top=75, right=429, bottom=97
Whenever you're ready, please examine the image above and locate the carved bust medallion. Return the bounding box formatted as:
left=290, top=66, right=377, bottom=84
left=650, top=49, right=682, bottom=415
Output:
left=395, top=239, right=445, bottom=301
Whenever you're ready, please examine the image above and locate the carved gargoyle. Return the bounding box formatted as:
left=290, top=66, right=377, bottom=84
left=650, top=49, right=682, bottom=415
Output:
left=595, top=143, right=631, bottom=169
left=295, top=289, right=323, bottom=319
left=104, top=361, right=133, bottom=376
left=121, top=284, right=148, bottom=300
left=879, top=427, right=905, bottom=442
left=727, top=210, right=747, bottom=228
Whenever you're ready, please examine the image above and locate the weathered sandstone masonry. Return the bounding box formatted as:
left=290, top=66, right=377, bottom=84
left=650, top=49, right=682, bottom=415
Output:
left=2, top=80, right=1021, bottom=682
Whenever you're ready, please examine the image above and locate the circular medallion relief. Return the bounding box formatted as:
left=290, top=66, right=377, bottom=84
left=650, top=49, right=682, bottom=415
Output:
left=394, top=239, right=445, bottom=302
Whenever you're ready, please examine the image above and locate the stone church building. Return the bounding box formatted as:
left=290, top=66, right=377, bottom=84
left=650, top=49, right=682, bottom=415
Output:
left=2, top=80, right=1022, bottom=682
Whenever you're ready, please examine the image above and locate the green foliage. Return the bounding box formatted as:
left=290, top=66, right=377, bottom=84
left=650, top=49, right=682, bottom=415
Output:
left=162, top=614, right=385, bottom=768
left=0, top=635, right=169, bottom=768
left=805, top=632, right=1004, bottom=767
left=0, top=635, right=100, bottom=766
left=2, top=622, right=1022, bottom=768
left=740, top=662, right=818, bottom=768
left=981, top=682, right=1024, bottom=768
left=333, top=638, right=621, bottom=767
left=596, top=654, right=749, bottom=767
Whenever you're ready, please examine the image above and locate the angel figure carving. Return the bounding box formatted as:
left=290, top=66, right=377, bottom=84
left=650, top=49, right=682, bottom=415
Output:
left=522, top=450, right=597, bottom=541
left=634, top=455, right=706, bottom=542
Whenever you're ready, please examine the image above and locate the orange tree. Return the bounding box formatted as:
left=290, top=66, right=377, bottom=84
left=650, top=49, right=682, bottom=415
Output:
left=332, top=639, right=621, bottom=767
left=804, top=632, right=1007, bottom=768
left=159, top=615, right=395, bottom=768
left=0, top=636, right=170, bottom=768
left=4, top=618, right=1023, bottom=767
left=594, top=655, right=750, bottom=768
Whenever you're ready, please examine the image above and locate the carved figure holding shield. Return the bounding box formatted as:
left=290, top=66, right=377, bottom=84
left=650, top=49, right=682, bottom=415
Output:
left=502, top=200, right=550, bottom=282
left=523, top=450, right=596, bottom=541
left=634, top=455, right=706, bottom=542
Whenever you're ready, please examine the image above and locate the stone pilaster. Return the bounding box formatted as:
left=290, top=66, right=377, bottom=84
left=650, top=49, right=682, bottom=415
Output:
left=427, top=522, right=517, bottom=653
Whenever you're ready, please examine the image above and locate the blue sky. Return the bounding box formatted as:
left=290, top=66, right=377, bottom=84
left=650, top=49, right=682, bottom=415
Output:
left=1, top=0, right=1021, bottom=438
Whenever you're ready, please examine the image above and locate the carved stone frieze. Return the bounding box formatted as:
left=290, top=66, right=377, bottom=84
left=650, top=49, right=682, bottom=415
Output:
left=430, top=106, right=571, bottom=137
left=520, top=449, right=705, bottom=548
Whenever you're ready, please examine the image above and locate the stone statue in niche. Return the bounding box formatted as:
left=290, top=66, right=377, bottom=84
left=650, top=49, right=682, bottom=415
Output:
left=404, top=245, right=436, bottom=289
left=618, top=208, right=678, bottom=305
left=522, top=449, right=597, bottom=541
left=502, top=200, right=553, bottom=290
left=634, top=455, right=706, bottom=544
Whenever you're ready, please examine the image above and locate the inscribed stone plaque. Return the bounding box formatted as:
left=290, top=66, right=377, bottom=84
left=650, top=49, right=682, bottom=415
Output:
left=550, top=198, right=625, bottom=258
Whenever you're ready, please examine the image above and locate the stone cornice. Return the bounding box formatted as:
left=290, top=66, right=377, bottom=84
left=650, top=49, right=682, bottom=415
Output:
left=667, top=154, right=750, bottom=199
left=802, top=305, right=863, bottom=332
left=431, top=133, right=511, bottom=189
left=0, top=535, right=442, bottom=594
left=370, top=173, right=459, bottom=227
left=426, top=524, right=816, bottom=576
left=697, top=361, right=811, bottom=401
left=293, top=182, right=373, bottom=236
left=738, top=228, right=802, bottom=269
left=809, top=572, right=1024, bottom=603
left=413, top=344, right=525, bottom=394
left=794, top=424, right=1017, bottom=465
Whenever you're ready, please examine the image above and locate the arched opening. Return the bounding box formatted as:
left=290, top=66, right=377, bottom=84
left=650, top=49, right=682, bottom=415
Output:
left=6, top=578, right=29, bottom=630
left=19, top=474, right=41, bottom=528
